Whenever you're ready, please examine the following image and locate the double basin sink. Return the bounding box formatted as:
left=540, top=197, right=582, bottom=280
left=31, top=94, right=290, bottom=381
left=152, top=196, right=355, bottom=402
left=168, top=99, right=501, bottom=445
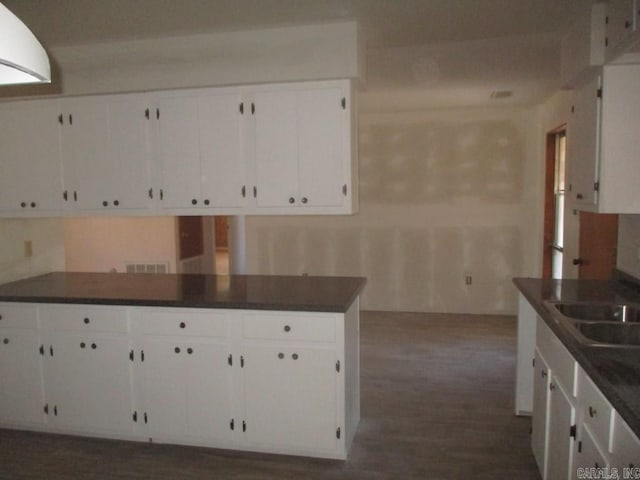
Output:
left=544, top=301, right=640, bottom=348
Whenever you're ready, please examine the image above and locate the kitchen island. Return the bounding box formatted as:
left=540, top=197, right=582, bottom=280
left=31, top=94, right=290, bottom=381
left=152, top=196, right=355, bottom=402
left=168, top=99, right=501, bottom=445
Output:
left=0, top=272, right=366, bottom=460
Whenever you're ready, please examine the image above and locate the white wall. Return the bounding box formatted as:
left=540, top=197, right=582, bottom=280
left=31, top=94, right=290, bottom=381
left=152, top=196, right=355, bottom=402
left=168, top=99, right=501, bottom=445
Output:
left=0, top=218, right=65, bottom=284
left=617, top=215, right=640, bottom=278
left=64, top=217, right=177, bottom=273
left=245, top=99, right=545, bottom=314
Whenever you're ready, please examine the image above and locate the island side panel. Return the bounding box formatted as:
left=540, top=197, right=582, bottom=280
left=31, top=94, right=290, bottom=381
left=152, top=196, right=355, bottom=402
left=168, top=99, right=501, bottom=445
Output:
left=344, top=296, right=360, bottom=451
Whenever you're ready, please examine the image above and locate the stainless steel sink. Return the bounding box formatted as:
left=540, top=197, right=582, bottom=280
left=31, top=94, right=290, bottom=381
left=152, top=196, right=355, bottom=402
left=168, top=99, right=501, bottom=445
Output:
left=544, top=300, right=640, bottom=348
left=551, top=302, right=640, bottom=323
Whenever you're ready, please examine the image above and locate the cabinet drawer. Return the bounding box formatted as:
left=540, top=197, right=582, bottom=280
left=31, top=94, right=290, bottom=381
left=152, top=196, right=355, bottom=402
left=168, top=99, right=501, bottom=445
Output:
left=578, top=368, right=613, bottom=451
left=537, top=317, right=577, bottom=395
left=0, top=303, right=37, bottom=329
left=611, top=411, right=640, bottom=467
left=40, top=305, right=128, bottom=333
left=243, top=312, right=337, bottom=342
left=135, top=309, right=229, bottom=337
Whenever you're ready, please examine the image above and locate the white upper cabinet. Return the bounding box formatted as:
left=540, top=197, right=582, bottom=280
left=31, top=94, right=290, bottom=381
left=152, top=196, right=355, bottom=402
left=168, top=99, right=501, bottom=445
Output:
left=0, top=79, right=356, bottom=218
left=250, top=80, right=356, bottom=214
left=61, top=94, right=153, bottom=213
left=155, top=88, right=246, bottom=211
left=0, top=99, right=64, bottom=215
left=567, top=64, right=640, bottom=213
left=604, top=0, right=639, bottom=61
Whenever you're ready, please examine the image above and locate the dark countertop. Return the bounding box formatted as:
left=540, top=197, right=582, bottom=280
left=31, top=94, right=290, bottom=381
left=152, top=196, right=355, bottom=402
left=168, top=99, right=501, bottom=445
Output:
left=0, top=272, right=366, bottom=313
left=513, top=276, right=640, bottom=439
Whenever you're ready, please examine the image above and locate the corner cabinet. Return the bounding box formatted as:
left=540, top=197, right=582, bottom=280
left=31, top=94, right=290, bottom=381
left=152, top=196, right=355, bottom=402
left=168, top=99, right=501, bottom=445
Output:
left=604, top=0, right=640, bottom=61
left=0, top=79, right=358, bottom=218
left=567, top=64, right=640, bottom=213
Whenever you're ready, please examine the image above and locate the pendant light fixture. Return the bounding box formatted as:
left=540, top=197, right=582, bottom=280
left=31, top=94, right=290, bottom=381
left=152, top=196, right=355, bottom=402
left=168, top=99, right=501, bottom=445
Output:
left=0, top=2, right=50, bottom=85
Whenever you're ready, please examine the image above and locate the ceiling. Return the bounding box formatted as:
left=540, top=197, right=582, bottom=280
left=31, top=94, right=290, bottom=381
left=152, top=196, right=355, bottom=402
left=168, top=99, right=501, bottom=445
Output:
left=2, top=0, right=592, bottom=108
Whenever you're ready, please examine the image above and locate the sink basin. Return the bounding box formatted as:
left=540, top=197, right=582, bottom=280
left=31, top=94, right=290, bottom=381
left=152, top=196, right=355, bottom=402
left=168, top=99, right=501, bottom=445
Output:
left=550, top=302, right=640, bottom=323
left=570, top=321, right=640, bottom=347
left=544, top=300, right=640, bottom=347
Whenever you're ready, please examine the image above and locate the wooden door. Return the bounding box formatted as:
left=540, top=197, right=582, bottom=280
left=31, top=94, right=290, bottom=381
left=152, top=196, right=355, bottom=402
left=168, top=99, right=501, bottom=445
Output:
left=178, top=216, right=204, bottom=260
left=577, top=212, right=618, bottom=279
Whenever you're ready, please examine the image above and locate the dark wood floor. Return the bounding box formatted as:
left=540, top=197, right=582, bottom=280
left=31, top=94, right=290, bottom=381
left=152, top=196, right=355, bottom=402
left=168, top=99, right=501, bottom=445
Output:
left=0, top=311, right=540, bottom=480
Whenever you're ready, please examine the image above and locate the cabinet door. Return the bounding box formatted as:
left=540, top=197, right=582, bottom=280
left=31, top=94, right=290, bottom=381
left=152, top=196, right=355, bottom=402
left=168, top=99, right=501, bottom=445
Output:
left=0, top=99, right=64, bottom=213
left=253, top=89, right=299, bottom=207
left=44, top=332, right=134, bottom=436
left=298, top=85, right=347, bottom=208
left=61, top=97, right=112, bottom=211
left=0, top=331, right=45, bottom=427
left=106, top=95, right=153, bottom=211
left=532, top=349, right=550, bottom=476
left=199, top=90, right=246, bottom=208
left=139, top=337, right=233, bottom=443
left=573, top=424, right=609, bottom=475
left=156, top=94, right=203, bottom=209
left=605, top=0, right=637, bottom=58
left=547, top=378, right=576, bottom=480
left=567, top=74, right=600, bottom=209
left=242, top=344, right=338, bottom=452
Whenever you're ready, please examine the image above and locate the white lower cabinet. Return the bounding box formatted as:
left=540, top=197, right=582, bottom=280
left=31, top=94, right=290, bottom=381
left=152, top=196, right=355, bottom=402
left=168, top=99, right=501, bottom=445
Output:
left=0, top=302, right=359, bottom=459
left=133, top=308, right=234, bottom=445
left=42, top=332, right=135, bottom=436
left=530, top=313, right=640, bottom=479
left=0, top=303, right=44, bottom=429
left=241, top=343, right=338, bottom=452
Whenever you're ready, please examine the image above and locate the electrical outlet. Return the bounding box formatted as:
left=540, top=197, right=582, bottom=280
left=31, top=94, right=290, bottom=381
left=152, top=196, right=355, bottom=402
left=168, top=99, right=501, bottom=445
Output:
left=24, top=240, right=33, bottom=258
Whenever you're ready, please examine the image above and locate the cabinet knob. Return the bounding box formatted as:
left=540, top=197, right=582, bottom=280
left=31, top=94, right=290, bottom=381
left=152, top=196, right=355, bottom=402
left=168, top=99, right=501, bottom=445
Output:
left=549, top=382, right=556, bottom=391
left=3, top=338, right=8, bottom=344
left=278, top=352, right=284, bottom=359
left=20, top=202, right=26, bottom=208
left=84, top=317, right=90, bottom=324
left=80, top=342, right=86, bottom=349
left=91, top=343, right=97, bottom=350
left=191, top=199, right=198, bottom=205
left=113, top=200, right=119, bottom=206
left=30, top=202, right=36, bottom=208
left=541, top=370, right=547, bottom=378
left=301, top=197, right=308, bottom=204
left=588, top=405, right=597, bottom=418
left=187, top=347, right=193, bottom=355
left=204, top=199, right=210, bottom=206
left=102, top=201, right=109, bottom=207
left=289, top=197, right=295, bottom=204
left=573, top=258, right=584, bottom=266
left=179, top=322, right=186, bottom=329
left=175, top=347, right=181, bottom=354
left=576, top=193, right=583, bottom=200
left=284, top=325, right=291, bottom=332
left=292, top=353, right=299, bottom=360
left=625, top=20, right=632, bottom=29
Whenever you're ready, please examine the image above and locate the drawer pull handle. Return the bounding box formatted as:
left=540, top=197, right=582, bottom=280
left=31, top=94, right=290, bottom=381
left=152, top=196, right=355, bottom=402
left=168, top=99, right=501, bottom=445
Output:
left=292, top=353, right=299, bottom=360
left=278, top=352, right=284, bottom=359
left=187, top=347, right=193, bottom=355
left=84, top=317, right=90, bottom=324
left=175, top=347, right=181, bottom=354
left=179, top=322, right=186, bottom=329
left=284, top=325, right=291, bottom=332
left=589, top=406, right=597, bottom=418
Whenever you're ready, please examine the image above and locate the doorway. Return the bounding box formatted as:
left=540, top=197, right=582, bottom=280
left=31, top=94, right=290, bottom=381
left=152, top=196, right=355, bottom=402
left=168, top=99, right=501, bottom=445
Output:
left=542, top=129, right=566, bottom=279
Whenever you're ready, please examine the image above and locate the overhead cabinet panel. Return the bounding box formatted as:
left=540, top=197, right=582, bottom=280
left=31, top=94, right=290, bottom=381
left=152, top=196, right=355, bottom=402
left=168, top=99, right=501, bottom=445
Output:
left=156, top=89, right=246, bottom=210
left=0, top=99, right=64, bottom=214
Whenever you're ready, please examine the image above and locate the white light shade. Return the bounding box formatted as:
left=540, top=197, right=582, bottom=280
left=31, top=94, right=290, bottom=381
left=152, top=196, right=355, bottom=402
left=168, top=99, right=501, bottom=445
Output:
left=0, top=2, right=50, bottom=85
